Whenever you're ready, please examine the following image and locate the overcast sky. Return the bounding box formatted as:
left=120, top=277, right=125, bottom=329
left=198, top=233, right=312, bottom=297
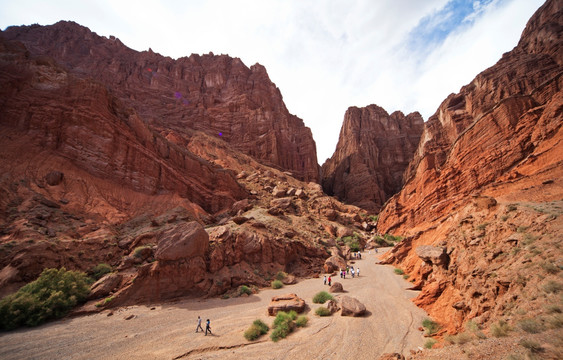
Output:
left=0, top=0, right=545, bottom=163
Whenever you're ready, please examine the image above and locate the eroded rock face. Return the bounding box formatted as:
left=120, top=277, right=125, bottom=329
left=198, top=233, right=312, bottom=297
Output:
left=322, top=105, right=423, bottom=211
left=267, top=293, right=306, bottom=315
left=377, top=0, right=563, bottom=234
left=155, top=222, right=209, bottom=261
left=2, top=22, right=320, bottom=183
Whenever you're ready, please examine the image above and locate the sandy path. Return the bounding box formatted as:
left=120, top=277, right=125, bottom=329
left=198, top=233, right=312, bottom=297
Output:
left=0, top=249, right=427, bottom=360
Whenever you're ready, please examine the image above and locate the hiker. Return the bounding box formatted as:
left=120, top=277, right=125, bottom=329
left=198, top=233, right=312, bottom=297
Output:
left=205, top=319, right=212, bottom=336
left=195, top=315, right=204, bottom=333
left=346, top=266, right=349, bottom=275
left=339, top=268, right=343, bottom=278
left=358, top=252, right=361, bottom=259
left=324, top=275, right=327, bottom=285
left=328, top=276, right=332, bottom=286
left=351, top=268, right=355, bottom=278
left=343, top=270, right=346, bottom=279
left=357, top=268, right=360, bottom=277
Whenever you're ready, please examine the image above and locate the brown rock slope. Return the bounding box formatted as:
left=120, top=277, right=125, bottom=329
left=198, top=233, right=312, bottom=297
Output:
left=322, top=105, right=423, bottom=212
left=0, top=34, right=368, bottom=304
left=377, top=0, right=563, bottom=340
left=2, top=21, right=319, bottom=182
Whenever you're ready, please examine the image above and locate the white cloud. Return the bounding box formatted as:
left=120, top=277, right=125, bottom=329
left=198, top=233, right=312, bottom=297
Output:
left=0, top=0, right=545, bottom=163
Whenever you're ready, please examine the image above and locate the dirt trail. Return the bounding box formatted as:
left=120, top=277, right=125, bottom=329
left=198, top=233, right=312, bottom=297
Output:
left=0, top=249, right=428, bottom=359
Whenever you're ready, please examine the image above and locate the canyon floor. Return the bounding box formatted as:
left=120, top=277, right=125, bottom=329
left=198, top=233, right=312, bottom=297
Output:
left=0, top=249, right=428, bottom=360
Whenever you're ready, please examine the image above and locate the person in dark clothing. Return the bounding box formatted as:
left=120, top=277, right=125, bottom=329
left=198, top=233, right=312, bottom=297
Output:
left=205, top=318, right=212, bottom=336
left=195, top=315, right=204, bottom=333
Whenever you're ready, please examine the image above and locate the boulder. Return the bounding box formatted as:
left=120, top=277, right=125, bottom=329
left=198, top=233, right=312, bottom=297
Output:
left=231, top=216, right=251, bottom=225
left=230, top=199, right=252, bottom=215
left=88, top=273, right=122, bottom=300
left=326, top=299, right=340, bottom=314
left=336, top=226, right=353, bottom=238
left=415, top=245, right=449, bottom=267
left=272, top=186, right=286, bottom=198
left=295, top=189, right=307, bottom=199
left=268, top=293, right=306, bottom=316
left=321, top=209, right=338, bottom=221
left=270, top=197, right=292, bottom=210
left=45, top=171, right=64, bottom=186
left=155, top=222, right=209, bottom=261
left=286, top=188, right=296, bottom=196
left=329, top=282, right=344, bottom=293
left=340, top=295, right=366, bottom=317
left=282, top=274, right=297, bottom=285
left=324, top=255, right=346, bottom=273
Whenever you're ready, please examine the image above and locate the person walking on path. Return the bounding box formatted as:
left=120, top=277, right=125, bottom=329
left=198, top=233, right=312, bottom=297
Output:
left=328, top=276, right=332, bottom=286
left=351, top=268, right=355, bottom=278
left=323, top=275, right=327, bottom=285
left=357, top=268, right=360, bottom=277
left=195, top=316, right=204, bottom=333
left=205, top=319, right=212, bottom=336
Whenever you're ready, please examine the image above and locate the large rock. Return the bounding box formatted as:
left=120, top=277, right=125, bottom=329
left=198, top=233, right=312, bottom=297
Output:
left=340, top=295, right=366, bottom=317
left=329, top=282, right=344, bottom=293
left=267, top=293, right=306, bottom=316
left=322, top=105, right=423, bottom=212
left=415, top=245, right=449, bottom=267
left=88, top=273, right=122, bottom=300
left=324, top=255, right=347, bottom=273
left=155, top=222, right=209, bottom=261
left=45, top=171, right=64, bottom=186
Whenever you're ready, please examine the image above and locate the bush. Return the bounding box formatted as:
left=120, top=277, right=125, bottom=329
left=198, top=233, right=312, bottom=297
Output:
left=394, top=268, right=404, bottom=275
left=543, top=281, right=563, bottom=294
left=445, top=332, right=473, bottom=345
left=547, top=314, right=563, bottom=329
left=133, top=245, right=151, bottom=258
left=422, top=318, right=440, bottom=335
left=491, top=320, right=511, bottom=337
left=312, top=291, right=333, bottom=304
left=518, top=319, right=546, bottom=334
left=519, top=339, right=543, bottom=353
left=275, top=271, right=287, bottom=281
left=0, top=268, right=92, bottom=330
left=540, top=262, right=559, bottom=274
left=270, top=311, right=295, bottom=342
left=466, top=320, right=486, bottom=339
left=424, top=339, right=436, bottom=349
left=239, top=285, right=252, bottom=296
left=315, top=306, right=331, bottom=316
left=295, top=315, right=308, bottom=327
left=90, top=263, right=112, bottom=281
left=271, top=280, right=283, bottom=289
left=244, top=319, right=269, bottom=341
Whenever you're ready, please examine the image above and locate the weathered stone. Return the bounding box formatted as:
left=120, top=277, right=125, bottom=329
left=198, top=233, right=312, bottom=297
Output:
left=326, top=299, right=340, bottom=314
left=324, top=255, right=346, bottom=273
left=45, top=171, right=64, bottom=186
left=155, top=222, right=209, bottom=261
left=329, top=282, right=344, bottom=293
left=340, top=295, right=366, bottom=317
left=415, top=245, right=449, bottom=267
left=88, top=273, right=122, bottom=300
left=272, top=186, right=286, bottom=198
left=267, top=293, right=306, bottom=316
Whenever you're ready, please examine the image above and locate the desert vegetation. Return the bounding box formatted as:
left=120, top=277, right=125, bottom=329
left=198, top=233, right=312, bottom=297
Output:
left=312, top=291, right=333, bottom=304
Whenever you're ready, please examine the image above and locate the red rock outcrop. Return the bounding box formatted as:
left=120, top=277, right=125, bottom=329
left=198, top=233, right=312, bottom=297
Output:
left=322, top=105, right=423, bottom=212
left=377, top=0, right=562, bottom=234
left=2, top=22, right=320, bottom=182
left=378, top=0, right=563, bottom=334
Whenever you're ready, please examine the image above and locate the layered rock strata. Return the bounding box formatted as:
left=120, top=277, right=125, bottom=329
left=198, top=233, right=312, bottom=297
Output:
left=322, top=105, right=423, bottom=212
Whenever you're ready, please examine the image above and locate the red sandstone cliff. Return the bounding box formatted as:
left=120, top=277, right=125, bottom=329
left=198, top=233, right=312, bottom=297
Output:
left=378, top=0, right=563, bottom=334
left=2, top=22, right=320, bottom=182
left=321, top=105, right=423, bottom=212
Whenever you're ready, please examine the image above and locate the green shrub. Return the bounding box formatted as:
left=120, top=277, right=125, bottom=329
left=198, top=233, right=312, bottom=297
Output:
left=394, top=268, right=404, bottom=275
left=90, top=263, right=112, bottom=281
left=270, top=311, right=295, bottom=342
left=445, top=332, right=473, bottom=345
left=312, top=291, right=333, bottom=304
left=424, top=339, right=436, bottom=349
left=466, top=320, right=486, bottom=339
left=133, top=245, right=151, bottom=258
left=239, top=285, right=252, bottom=296
left=519, top=339, right=543, bottom=353
left=422, top=318, right=440, bottom=335
left=315, top=306, right=331, bottom=316
left=244, top=319, right=269, bottom=341
left=547, top=314, right=563, bottom=329
left=295, top=315, right=308, bottom=327
left=271, top=280, right=283, bottom=289
left=507, top=204, right=517, bottom=211
left=369, top=215, right=378, bottom=222
left=543, top=281, right=563, bottom=294
left=0, top=268, right=92, bottom=330
left=275, top=271, right=287, bottom=281
left=403, top=274, right=410, bottom=280
left=541, top=262, right=560, bottom=274
left=518, top=319, right=546, bottom=334
left=490, top=320, right=511, bottom=337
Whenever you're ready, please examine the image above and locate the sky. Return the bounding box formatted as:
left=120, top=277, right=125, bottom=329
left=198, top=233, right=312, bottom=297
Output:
left=0, top=0, right=545, bottom=163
